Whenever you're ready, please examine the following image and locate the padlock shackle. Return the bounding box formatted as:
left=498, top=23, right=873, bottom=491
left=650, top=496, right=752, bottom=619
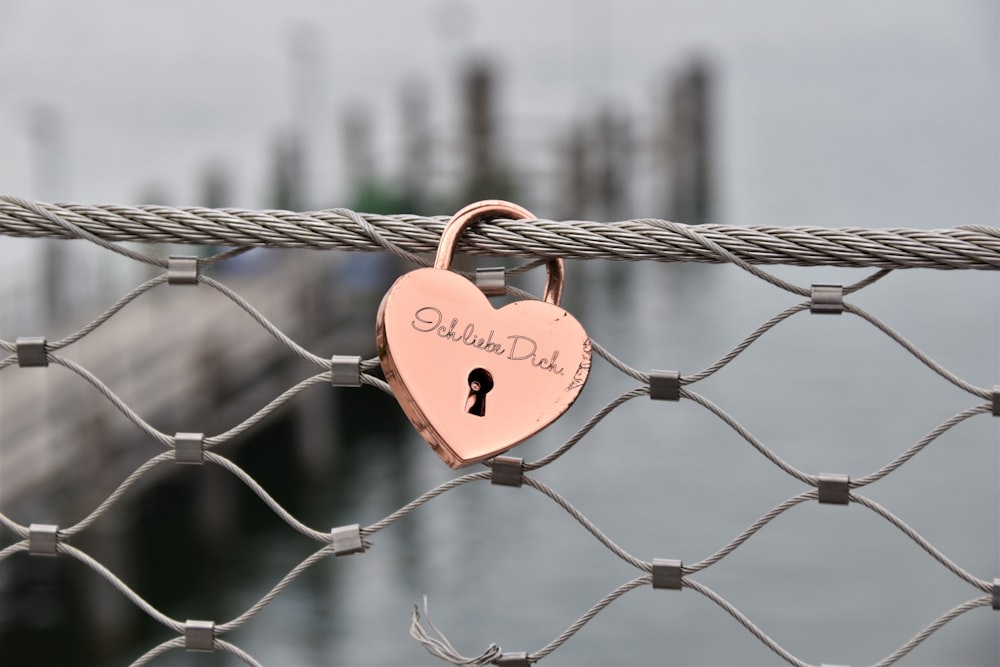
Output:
left=434, top=199, right=565, bottom=306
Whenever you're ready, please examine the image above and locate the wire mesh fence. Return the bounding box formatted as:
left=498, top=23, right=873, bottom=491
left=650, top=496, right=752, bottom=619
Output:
left=0, top=196, right=997, bottom=666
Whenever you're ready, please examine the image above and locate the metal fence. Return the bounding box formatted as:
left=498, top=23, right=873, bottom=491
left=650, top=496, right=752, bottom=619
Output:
left=0, top=195, right=998, bottom=666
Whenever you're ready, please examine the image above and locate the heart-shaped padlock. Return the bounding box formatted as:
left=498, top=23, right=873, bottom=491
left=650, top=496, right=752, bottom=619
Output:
left=376, top=200, right=591, bottom=469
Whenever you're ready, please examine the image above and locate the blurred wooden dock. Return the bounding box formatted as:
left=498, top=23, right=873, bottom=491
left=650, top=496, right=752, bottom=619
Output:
left=0, top=250, right=390, bottom=515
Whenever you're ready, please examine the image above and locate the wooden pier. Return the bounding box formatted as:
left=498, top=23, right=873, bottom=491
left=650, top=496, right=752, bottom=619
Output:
left=0, top=250, right=390, bottom=516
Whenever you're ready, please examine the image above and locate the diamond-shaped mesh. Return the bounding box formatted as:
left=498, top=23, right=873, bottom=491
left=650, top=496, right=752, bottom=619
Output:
left=0, top=196, right=997, bottom=666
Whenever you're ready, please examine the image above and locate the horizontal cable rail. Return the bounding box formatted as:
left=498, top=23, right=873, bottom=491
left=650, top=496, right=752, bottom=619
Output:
left=0, top=197, right=997, bottom=666
left=1, top=196, right=999, bottom=268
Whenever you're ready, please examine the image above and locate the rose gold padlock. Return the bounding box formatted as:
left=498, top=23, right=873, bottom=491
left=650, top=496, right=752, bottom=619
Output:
left=376, top=200, right=591, bottom=468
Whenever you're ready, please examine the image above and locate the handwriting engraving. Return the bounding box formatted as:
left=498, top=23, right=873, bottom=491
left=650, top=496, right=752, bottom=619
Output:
left=411, top=306, right=566, bottom=376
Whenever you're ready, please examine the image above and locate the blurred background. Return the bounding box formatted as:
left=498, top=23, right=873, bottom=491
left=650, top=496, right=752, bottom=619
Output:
left=0, top=1, right=997, bottom=665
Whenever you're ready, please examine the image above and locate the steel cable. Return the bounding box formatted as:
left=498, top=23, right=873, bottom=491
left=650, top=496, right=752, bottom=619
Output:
left=1, top=197, right=998, bottom=269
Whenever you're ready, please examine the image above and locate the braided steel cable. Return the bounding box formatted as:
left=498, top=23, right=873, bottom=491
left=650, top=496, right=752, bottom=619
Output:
left=1, top=197, right=998, bottom=269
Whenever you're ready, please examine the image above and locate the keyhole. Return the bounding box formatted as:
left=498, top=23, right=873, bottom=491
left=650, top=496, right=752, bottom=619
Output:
left=465, top=368, right=494, bottom=417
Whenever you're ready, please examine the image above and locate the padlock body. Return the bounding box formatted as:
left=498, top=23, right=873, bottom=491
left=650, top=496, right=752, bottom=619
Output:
left=376, top=267, right=591, bottom=468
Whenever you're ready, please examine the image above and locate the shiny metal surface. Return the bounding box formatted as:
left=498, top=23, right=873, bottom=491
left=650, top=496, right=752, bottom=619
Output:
left=433, top=199, right=565, bottom=306
left=377, top=200, right=590, bottom=468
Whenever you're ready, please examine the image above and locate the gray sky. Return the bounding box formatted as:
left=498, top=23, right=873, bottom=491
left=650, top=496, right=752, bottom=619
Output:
left=0, top=0, right=995, bottom=223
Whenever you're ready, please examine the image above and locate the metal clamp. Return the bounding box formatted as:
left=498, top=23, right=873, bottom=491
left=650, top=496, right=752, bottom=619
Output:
left=331, top=524, right=366, bottom=556
left=496, top=653, right=530, bottom=666
left=29, top=524, right=58, bottom=556
left=475, top=267, right=506, bottom=297
left=184, top=620, right=215, bottom=652
left=330, top=355, right=362, bottom=387
left=817, top=473, right=850, bottom=505
left=491, top=456, right=524, bottom=487
left=167, top=256, right=199, bottom=285
left=652, top=558, right=683, bottom=590
left=992, top=579, right=1000, bottom=611
left=810, top=284, right=844, bottom=314
left=992, top=386, right=999, bottom=417
left=175, top=432, right=205, bottom=465
left=16, top=337, right=48, bottom=368
left=649, top=370, right=681, bottom=401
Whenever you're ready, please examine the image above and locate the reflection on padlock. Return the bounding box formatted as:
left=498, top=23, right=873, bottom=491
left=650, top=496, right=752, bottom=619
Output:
left=376, top=200, right=592, bottom=469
